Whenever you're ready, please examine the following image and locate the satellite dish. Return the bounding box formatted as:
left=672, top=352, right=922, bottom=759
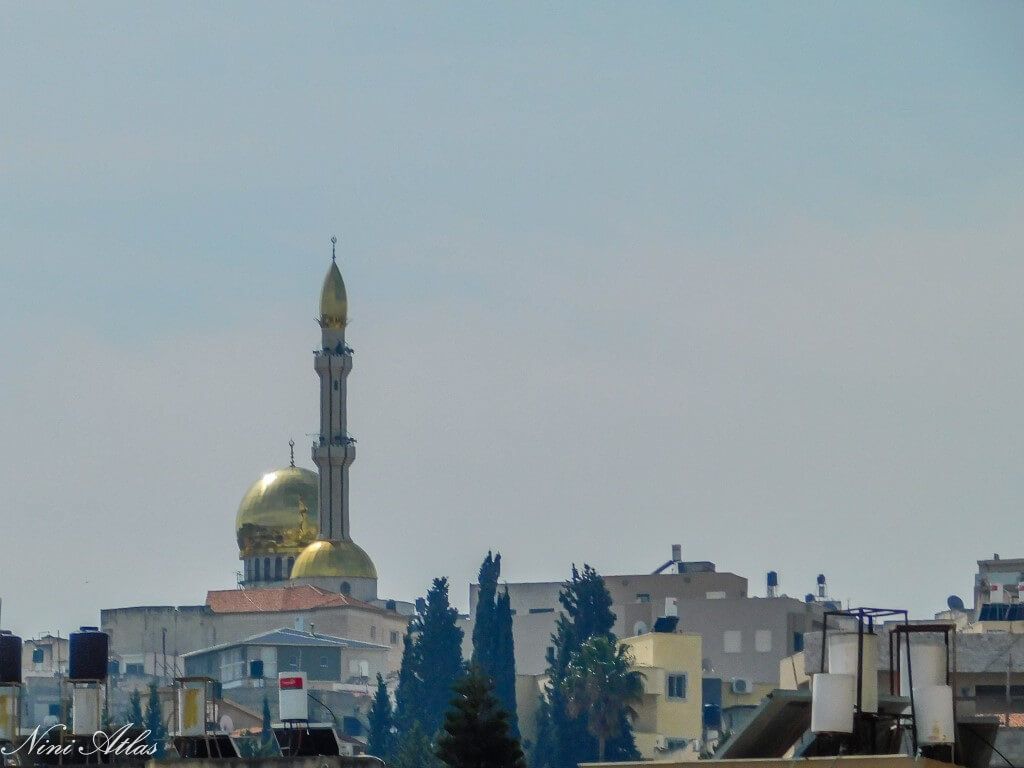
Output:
left=219, top=714, right=234, bottom=733
left=947, top=595, right=965, bottom=611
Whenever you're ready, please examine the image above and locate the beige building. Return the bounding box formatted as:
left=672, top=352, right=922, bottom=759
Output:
left=621, top=631, right=704, bottom=759
left=102, top=585, right=410, bottom=679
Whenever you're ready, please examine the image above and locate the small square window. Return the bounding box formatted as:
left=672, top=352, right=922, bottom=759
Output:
left=755, top=629, right=772, bottom=653
left=636, top=593, right=651, bottom=603
left=667, top=673, right=687, bottom=700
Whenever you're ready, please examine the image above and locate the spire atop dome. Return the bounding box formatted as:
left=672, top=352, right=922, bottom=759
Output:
left=319, top=237, right=348, bottom=328
left=289, top=439, right=295, bottom=467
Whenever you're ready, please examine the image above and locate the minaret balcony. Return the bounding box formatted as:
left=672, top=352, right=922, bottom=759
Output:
left=314, top=350, right=353, bottom=375
left=312, top=437, right=356, bottom=464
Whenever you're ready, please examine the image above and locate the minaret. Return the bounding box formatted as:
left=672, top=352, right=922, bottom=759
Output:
left=313, top=236, right=354, bottom=541
left=291, top=237, right=379, bottom=600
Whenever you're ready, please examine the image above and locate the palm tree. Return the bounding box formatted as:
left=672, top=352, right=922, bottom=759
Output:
left=561, top=636, right=644, bottom=762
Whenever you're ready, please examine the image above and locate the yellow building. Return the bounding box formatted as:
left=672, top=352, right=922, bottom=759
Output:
left=621, top=632, right=704, bottom=759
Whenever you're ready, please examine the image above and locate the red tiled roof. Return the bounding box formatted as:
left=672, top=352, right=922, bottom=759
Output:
left=206, top=585, right=378, bottom=614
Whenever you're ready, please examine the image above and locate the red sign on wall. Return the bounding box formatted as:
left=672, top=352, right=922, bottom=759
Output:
left=280, top=676, right=304, bottom=690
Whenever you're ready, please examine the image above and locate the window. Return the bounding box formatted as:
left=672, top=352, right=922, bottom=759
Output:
left=390, top=631, right=399, bottom=645
left=529, top=608, right=554, bottom=614
left=254, top=559, right=261, bottom=580
left=126, top=663, right=145, bottom=676
left=275, top=558, right=283, bottom=580
left=287, top=557, right=295, bottom=577
left=755, top=629, right=772, bottom=653
left=793, top=632, right=805, bottom=653
left=340, top=581, right=351, bottom=595
left=264, top=558, right=271, bottom=581
left=724, top=630, right=742, bottom=653
left=320, top=656, right=328, bottom=668
left=636, top=593, right=651, bottom=603
left=370, top=626, right=377, bottom=640
left=667, top=673, right=688, bottom=700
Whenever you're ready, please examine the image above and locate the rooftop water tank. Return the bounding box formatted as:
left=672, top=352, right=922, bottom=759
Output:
left=916, top=685, right=955, bottom=745
left=811, top=673, right=855, bottom=734
left=828, top=632, right=878, bottom=713
left=0, top=634, right=22, bottom=685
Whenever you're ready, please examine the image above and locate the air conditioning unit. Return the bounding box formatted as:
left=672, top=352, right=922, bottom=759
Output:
left=731, top=678, right=752, bottom=695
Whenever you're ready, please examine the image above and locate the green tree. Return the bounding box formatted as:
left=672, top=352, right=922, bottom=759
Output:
left=471, top=552, right=502, bottom=676
left=437, top=667, right=525, bottom=768
left=128, top=689, right=144, bottom=726
left=395, top=625, right=424, bottom=735
left=562, top=637, right=644, bottom=762
left=259, top=695, right=275, bottom=756
left=393, top=721, right=442, bottom=768
left=493, top=588, right=519, bottom=741
left=533, top=564, right=637, bottom=768
left=144, top=682, right=166, bottom=759
left=471, top=552, right=520, bottom=742
left=411, top=577, right=465, bottom=739
left=368, top=673, right=396, bottom=761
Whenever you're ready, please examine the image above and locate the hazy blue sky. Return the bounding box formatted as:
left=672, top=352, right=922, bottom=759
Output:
left=1, top=3, right=1022, bottom=636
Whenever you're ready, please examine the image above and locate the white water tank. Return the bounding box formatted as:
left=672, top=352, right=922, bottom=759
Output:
left=828, top=632, right=878, bottom=713
left=915, top=685, right=955, bottom=745
left=900, top=644, right=946, bottom=695
left=178, top=680, right=207, bottom=736
left=72, top=686, right=101, bottom=735
left=279, top=671, right=308, bottom=721
left=811, top=673, right=855, bottom=734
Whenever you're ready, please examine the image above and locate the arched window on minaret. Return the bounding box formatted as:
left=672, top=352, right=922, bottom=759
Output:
left=275, top=558, right=283, bottom=581
left=254, top=559, right=261, bottom=581
left=264, top=558, right=271, bottom=581
left=287, top=557, right=295, bottom=578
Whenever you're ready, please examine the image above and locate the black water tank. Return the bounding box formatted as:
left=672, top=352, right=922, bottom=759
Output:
left=250, top=659, right=264, bottom=679
left=69, top=627, right=109, bottom=681
left=0, top=633, right=23, bottom=684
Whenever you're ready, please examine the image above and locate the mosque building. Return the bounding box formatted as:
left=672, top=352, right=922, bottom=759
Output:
left=235, top=239, right=379, bottom=602
left=99, top=241, right=411, bottom=686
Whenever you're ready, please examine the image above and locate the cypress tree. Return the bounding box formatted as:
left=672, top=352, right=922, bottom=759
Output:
left=128, top=689, right=143, bottom=727
left=368, top=673, right=396, bottom=761
left=259, top=695, right=275, bottom=756
left=414, top=577, right=465, bottom=739
left=471, top=552, right=501, bottom=677
left=395, top=625, right=423, bottom=735
left=144, top=682, right=166, bottom=759
left=437, top=667, right=524, bottom=768
left=493, top=588, right=519, bottom=741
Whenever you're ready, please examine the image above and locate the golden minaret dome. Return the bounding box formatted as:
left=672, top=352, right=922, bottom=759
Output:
left=319, top=236, right=348, bottom=328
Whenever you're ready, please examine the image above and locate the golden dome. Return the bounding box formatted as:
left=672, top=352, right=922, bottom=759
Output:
left=319, top=260, right=348, bottom=329
left=291, top=539, right=378, bottom=580
left=236, top=466, right=319, bottom=557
